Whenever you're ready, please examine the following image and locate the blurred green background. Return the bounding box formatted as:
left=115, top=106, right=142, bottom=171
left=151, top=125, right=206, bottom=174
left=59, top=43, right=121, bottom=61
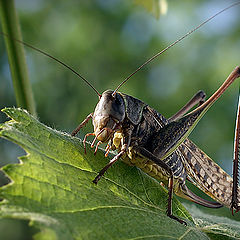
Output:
left=0, top=0, right=240, bottom=239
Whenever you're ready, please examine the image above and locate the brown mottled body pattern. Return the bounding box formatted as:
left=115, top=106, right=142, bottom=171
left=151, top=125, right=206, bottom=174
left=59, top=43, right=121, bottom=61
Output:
left=179, top=139, right=238, bottom=208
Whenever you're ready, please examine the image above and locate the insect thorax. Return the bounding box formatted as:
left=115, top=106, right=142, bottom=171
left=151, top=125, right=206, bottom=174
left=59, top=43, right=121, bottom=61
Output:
left=111, top=104, right=187, bottom=190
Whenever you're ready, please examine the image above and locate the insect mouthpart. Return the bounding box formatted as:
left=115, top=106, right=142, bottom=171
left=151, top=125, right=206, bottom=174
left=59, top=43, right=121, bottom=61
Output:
left=93, top=116, right=118, bottom=142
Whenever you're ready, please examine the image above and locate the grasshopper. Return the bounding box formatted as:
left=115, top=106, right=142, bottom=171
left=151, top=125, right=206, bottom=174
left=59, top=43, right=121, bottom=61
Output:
left=70, top=4, right=240, bottom=224
left=2, top=2, right=240, bottom=225
left=71, top=66, right=240, bottom=225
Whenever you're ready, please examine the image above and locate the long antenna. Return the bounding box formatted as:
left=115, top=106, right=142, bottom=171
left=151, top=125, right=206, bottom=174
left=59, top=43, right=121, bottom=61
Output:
left=113, top=1, right=240, bottom=95
left=0, top=32, right=102, bottom=98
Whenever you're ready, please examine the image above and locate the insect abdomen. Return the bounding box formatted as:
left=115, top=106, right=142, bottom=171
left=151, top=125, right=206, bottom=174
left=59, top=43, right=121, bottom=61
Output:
left=123, top=147, right=186, bottom=189
left=122, top=148, right=170, bottom=185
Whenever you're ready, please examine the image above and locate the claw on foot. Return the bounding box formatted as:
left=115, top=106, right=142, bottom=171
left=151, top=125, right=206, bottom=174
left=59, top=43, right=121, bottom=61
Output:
left=167, top=214, right=187, bottom=225
left=83, top=133, right=95, bottom=154
left=94, top=141, right=102, bottom=155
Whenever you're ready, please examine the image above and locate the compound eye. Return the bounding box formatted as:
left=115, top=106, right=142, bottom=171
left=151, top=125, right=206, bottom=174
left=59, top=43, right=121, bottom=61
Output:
left=114, top=96, right=120, bottom=105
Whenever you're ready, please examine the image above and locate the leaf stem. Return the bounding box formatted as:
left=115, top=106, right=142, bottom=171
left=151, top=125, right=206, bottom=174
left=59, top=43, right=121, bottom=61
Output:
left=0, top=0, right=36, bottom=116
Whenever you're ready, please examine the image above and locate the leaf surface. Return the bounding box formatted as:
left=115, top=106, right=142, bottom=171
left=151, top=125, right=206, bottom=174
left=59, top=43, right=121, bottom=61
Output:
left=187, top=205, right=240, bottom=240
left=0, top=107, right=210, bottom=240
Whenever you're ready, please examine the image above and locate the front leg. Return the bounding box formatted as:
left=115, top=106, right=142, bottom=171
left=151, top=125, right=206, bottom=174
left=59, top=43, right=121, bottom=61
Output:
left=135, top=146, right=186, bottom=225
left=71, top=113, right=93, bottom=136
left=93, top=125, right=134, bottom=184
left=92, top=143, right=128, bottom=184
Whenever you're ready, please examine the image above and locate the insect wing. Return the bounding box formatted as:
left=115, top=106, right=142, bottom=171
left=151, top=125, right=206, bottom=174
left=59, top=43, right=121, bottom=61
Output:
left=179, top=139, right=237, bottom=208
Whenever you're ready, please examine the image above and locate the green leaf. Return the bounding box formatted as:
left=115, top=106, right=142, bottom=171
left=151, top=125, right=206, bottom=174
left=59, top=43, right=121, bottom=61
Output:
left=186, top=204, right=240, bottom=240
left=0, top=107, right=209, bottom=239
